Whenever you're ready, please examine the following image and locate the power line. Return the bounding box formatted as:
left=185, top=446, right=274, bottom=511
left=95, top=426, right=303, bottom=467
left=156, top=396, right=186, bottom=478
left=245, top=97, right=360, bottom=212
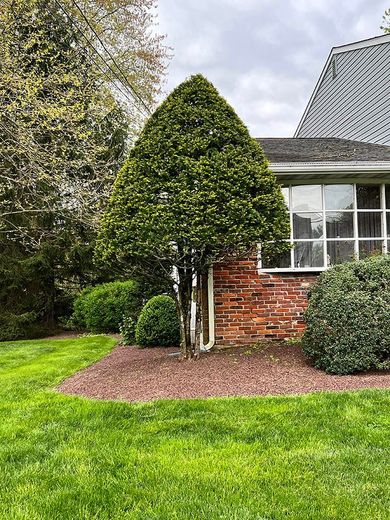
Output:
left=52, top=0, right=147, bottom=116
left=68, top=0, right=151, bottom=115
left=51, top=0, right=149, bottom=118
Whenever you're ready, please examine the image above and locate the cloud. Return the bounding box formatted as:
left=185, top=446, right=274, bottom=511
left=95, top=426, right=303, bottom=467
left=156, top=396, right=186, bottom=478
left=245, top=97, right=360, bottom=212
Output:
left=158, top=0, right=389, bottom=136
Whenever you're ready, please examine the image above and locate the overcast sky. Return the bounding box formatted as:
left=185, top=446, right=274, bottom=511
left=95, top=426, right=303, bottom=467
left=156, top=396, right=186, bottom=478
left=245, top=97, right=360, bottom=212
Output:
left=157, top=0, right=388, bottom=137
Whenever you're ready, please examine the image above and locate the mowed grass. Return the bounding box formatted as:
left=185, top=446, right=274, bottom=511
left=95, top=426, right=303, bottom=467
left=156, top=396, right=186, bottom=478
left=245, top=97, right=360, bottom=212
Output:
left=0, top=337, right=389, bottom=519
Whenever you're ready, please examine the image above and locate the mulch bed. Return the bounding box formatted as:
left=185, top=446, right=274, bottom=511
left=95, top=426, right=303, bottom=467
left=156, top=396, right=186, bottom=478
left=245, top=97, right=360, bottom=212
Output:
left=58, top=342, right=390, bottom=402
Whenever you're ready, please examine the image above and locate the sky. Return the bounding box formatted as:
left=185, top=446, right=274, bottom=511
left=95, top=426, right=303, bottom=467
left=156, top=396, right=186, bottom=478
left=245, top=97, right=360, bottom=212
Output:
left=157, top=0, right=389, bottom=137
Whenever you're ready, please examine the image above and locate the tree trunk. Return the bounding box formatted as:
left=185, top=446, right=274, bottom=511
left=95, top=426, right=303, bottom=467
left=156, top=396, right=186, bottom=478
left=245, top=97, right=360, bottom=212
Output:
left=194, top=273, right=202, bottom=359
left=176, top=273, right=193, bottom=359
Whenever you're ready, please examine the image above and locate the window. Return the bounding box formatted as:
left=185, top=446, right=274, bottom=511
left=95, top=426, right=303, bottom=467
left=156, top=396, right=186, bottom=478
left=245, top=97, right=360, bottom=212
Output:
left=261, top=183, right=390, bottom=271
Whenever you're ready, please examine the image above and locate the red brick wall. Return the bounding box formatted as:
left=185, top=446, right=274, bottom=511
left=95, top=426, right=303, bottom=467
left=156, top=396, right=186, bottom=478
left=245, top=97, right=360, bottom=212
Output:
left=213, top=258, right=318, bottom=345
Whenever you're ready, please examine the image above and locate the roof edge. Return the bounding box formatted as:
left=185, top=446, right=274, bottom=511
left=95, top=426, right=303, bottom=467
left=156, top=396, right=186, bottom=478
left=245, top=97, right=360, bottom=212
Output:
left=333, top=33, right=390, bottom=54
left=293, top=48, right=333, bottom=137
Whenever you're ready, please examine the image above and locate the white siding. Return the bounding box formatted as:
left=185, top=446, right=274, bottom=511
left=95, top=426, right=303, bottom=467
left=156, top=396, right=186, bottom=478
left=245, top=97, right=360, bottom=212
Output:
left=296, top=41, right=390, bottom=145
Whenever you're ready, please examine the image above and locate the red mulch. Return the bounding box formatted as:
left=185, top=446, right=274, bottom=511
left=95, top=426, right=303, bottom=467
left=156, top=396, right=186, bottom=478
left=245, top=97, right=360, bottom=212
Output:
left=57, top=342, right=390, bottom=402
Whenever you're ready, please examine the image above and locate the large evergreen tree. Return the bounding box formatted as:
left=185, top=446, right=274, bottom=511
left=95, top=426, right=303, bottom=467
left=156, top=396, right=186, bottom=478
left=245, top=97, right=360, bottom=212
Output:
left=97, top=75, right=290, bottom=359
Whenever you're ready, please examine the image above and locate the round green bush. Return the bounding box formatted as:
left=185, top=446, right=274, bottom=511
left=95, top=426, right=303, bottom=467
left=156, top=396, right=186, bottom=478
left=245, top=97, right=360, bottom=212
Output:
left=302, top=255, right=390, bottom=375
left=72, top=280, right=143, bottom=333
left=135, top=295, right=180, bottom=347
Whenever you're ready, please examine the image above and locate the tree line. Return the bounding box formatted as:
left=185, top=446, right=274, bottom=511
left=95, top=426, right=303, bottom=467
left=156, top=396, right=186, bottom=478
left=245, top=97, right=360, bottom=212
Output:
left=0, top=0, right=168, bottom=337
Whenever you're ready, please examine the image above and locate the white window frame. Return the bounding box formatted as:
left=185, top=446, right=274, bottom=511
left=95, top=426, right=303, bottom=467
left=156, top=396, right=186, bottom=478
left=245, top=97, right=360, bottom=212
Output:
left=260, top=183, right=390, bottom=273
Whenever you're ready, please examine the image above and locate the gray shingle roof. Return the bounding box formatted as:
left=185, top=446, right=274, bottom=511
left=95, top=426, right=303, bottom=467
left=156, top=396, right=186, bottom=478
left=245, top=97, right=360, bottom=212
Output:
left=256, top=137, right=390, bottom=163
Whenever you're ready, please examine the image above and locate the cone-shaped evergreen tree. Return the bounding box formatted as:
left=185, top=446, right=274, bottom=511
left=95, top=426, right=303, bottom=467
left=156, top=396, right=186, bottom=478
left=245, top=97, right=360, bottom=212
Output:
left=97, top=74, right=290, bottom=358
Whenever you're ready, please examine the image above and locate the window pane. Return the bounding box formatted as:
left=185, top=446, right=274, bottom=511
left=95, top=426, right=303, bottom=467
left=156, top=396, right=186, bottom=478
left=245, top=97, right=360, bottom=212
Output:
left=281, top=187, right=289, bottom=209
left=294, top=241, right=324, bottom=268
left=359, top=241, right=383, bottom=259
left=386, top=186, right=390, bottom=209
left=357, top=185, right=381, bottom=209
left=358, top=212, right=382, bottom=238
left=325, top=185, right=354, bottom=210
left=327, top=241, right=355, bottom=266
left=326, top=212, right=354, bottom=238
left=261, top=248, right=291, bottom=269
left=387, top=213, right=390, bottom=237
left=293, top=213, right=323, bottom=239
left=292, top=185, right=322, bottom=211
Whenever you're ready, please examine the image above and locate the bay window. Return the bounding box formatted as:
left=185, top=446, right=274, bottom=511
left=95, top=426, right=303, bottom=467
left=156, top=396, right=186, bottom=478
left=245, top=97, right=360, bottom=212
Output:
left=262, top=183, right=390, bottom=271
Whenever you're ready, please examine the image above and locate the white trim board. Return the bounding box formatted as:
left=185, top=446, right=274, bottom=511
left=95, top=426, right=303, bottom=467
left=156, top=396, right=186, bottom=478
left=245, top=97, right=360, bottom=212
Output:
left=271, top=162, right=390, bottom=177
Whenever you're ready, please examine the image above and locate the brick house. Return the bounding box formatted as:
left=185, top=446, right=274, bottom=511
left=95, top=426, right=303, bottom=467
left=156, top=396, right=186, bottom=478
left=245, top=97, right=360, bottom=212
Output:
left=201, top=34, right=390, bottom=348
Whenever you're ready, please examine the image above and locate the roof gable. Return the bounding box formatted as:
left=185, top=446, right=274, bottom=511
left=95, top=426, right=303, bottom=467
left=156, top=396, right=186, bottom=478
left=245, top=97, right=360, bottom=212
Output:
left=295, top=34, right=390, bottom=146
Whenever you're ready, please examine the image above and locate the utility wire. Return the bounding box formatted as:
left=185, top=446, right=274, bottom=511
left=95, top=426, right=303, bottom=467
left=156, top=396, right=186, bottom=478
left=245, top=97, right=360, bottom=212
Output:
left=69, top=0, right=151, bottom=115
left=51, top=0, right=149, bottom=117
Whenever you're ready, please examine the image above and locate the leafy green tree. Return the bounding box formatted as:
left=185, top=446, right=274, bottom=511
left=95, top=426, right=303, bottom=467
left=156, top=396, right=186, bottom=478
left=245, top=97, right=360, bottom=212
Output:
left=97, top=75, right=290, bottom=359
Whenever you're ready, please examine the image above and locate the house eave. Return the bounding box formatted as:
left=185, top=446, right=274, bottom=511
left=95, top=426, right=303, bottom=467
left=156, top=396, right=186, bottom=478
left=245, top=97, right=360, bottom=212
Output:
left=270, top=162, right=390, bottom=182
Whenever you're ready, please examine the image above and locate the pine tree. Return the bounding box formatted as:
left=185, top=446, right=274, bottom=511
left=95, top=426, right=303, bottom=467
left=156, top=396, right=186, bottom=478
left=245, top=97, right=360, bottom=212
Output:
left=97, top=75, right=290, bottom=359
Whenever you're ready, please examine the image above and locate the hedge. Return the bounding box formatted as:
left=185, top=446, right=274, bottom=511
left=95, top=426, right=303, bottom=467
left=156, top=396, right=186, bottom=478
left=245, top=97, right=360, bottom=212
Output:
left=71, top=280, right=143, bottom=333
left=135, top=295, right=180, bottom=347
left=302, top=255, right=390, bottom=374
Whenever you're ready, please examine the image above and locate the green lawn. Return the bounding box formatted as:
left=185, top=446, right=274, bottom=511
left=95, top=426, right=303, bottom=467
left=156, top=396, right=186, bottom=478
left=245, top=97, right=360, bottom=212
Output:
left=0, top=337, right=389, bottom=519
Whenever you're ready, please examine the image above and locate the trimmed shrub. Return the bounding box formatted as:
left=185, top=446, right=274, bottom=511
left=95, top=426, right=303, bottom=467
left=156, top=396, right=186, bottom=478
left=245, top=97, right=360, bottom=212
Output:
left=71, top=281, right=143, bottom=333
left=135, top=295, right=180, bottom=347
left=302, top=255, right=390, bottom=374
left=71, top=286, right=95, bottom=329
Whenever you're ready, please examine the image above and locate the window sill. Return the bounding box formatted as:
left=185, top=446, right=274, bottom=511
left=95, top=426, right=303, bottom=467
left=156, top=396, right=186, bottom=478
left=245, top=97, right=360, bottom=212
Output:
left=259, top=267, right=327, bottom=274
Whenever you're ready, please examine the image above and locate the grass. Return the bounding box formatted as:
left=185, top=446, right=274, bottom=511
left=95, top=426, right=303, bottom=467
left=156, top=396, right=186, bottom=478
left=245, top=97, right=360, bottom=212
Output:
left=0, top=337, right=389, bottom=519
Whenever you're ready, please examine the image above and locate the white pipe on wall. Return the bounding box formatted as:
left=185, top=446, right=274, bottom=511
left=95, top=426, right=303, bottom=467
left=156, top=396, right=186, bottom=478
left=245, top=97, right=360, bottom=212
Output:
left=201, top=267, right=215, bottom=352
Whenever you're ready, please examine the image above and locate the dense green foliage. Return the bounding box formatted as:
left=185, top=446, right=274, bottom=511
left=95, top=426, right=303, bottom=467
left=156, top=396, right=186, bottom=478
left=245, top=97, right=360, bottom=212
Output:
left=97, top=74, right=290, bottom=357
left=302, top=255, right=390, bottom=374
left=119, top=316, right=136, bottom=345
left=0, top=0, right=168, bottom=340
left=0, top=312, right=37, bottom=342
left=135, top=295, right=180, bottom=347
left=0, top=336, right=390, bottom=518
left=72, top=281, right=144, bottom=333
left=0, top=0, right=129, bottom=336
left=98, top=74, right=289, bottom=269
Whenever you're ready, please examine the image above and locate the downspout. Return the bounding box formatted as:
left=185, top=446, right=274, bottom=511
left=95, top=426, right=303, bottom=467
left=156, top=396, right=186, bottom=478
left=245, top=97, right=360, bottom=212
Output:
left=201, top=267, right=215, bottom=352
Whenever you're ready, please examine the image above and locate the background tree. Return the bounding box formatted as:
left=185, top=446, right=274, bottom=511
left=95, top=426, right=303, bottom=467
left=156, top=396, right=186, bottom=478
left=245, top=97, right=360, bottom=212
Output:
left=97, top=75, right=290, bottom=359
left=381, top=8, right=390, bottom=32
left=64, top=0, right=168, bottom=114
left=0, top=0, right=168, bottom=336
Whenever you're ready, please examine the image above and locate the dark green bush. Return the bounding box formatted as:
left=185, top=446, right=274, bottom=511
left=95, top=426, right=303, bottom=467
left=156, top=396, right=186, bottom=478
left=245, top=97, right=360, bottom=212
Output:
left=0, top=312, right=37, bottom=342
left=302, top=255, right=390, bottom=374
left=71, top=286, right=95, bottom=329
left=71, top=281, right=143, bottom=333
left=135, top=295, right=180, bottom=347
